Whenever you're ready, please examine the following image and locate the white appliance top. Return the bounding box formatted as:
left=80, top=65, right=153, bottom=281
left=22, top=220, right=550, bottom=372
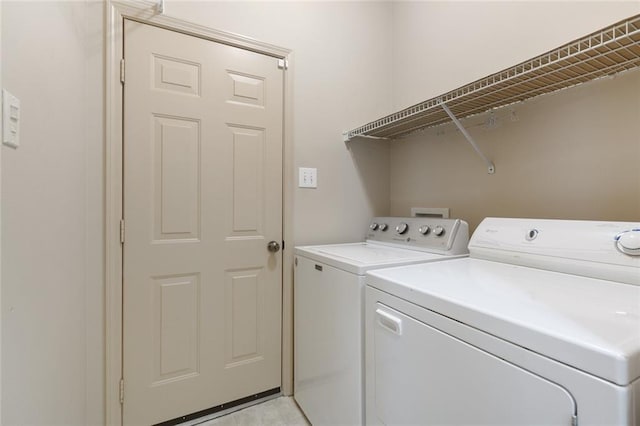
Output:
left=317, top=243, right=441, bottom=264
left=294, top=217, right=469, bottom=275
left=296, top=242, right=462, bottom=275
left=366, top=218, right=640, bottom=385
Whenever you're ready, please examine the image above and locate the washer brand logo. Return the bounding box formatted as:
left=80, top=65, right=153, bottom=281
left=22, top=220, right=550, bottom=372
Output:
left=485, top=229, right=499, bottom=233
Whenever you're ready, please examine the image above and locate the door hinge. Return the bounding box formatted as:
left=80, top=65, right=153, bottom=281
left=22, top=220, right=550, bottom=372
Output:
left=120, top=59, right=125, bottom=84
left=119, top=378, right=124, bottom=404
left=282, top=240, right=285, bottom=251
left=571, top=414, right=578, bottom=426
left=120, top=219, right=125, bottom=244
left=277, top=58, right=288, bottom=70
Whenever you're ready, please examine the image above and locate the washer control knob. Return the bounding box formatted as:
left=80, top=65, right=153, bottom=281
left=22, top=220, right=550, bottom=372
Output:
left=370, top=222, right=379, bottom=231
left=615, top=229, right=640, bottom=256
left=395, top=222, right=409, bottom=235
left=379, top=223, right=388, bottom=231
left=433, top=226, right=445, bottom=237
left=418, top=225, right=430, bottom=235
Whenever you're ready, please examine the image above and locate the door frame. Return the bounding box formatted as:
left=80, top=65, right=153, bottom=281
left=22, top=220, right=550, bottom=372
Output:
left=105, top=2, right=294, bottom=424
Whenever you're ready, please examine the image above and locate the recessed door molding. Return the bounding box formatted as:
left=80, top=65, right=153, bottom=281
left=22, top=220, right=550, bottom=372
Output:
left=105, top=1, right=294, bottom=424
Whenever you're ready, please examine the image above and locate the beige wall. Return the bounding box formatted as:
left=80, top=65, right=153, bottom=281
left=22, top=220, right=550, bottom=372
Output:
left=390, top=2, right=640, bottom=232
left=1, top=1, right=104, bottom=424
left=391, top=1, right=640, bottom=110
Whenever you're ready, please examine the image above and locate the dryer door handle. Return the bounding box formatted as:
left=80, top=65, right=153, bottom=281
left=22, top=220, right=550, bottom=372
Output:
left=376, top=309, right=403, bottom=336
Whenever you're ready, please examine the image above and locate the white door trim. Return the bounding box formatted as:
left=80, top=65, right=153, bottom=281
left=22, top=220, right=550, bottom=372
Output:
left=105, top=2, right=294, bottom=424
left=0, top=2, right=3, bottom=421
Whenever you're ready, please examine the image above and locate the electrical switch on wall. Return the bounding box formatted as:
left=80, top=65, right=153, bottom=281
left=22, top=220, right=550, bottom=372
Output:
left=3, top=89, right=21, bottom=148
left=299, top=167, right=317, bottom=188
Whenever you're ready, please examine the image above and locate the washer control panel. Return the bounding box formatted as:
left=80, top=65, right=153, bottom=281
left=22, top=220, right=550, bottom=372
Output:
left=470, top=217, right=640, bottom=285
left=367, top=217, right=469, bottom=253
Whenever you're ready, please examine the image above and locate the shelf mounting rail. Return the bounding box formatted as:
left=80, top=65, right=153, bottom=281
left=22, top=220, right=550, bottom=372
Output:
left=440, top=102, right=495, bottom=174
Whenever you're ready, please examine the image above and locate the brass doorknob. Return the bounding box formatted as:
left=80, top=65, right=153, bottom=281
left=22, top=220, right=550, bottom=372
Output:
left=267, top=241, right=281, bottom=253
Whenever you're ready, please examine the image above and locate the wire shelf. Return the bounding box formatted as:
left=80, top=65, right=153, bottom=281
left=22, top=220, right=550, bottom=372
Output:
left=345, top=14, right=640, bottom=141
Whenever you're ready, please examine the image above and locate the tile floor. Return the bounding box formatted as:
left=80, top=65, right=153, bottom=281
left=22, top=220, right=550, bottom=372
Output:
left=198, top=397, right=310, bottom=426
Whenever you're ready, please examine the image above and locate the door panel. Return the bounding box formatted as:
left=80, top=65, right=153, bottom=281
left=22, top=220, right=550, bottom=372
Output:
left=153, top=274, right=199, bottom=383
left=229, top=126, right=264, bottom=233
left=123, top=20, right=283, bottom=425
left=154, top=115, right=200, bottom=240
left=226, top=269, right=262, bottom=365
left=153, top=54, right=201, bottom=95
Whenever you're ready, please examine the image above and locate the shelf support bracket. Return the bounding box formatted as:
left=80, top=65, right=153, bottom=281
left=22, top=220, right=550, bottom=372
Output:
left=440, top=102, right=495, bottom=174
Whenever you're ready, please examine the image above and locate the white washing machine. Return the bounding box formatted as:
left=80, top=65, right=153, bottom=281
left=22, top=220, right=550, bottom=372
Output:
left=294, top=217, right=469, bottom=425
left=365, top=218, right=640, bottom=426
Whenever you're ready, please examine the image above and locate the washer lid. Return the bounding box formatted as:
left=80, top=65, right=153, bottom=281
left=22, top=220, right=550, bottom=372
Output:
left=295, top=242, right=463, bottom=275
left=366, top=258, right=640, bottom=386
left=317, top=244, right=439, bottom=263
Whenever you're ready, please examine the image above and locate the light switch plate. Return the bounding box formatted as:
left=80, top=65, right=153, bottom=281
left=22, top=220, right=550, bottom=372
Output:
left=299, top=167, right=317, bottom=188
left=3, top=89, right=21, bottom=148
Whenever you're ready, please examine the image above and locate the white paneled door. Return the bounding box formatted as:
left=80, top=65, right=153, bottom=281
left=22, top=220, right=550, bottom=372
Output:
left=122, top=20, right=283, bottom=425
